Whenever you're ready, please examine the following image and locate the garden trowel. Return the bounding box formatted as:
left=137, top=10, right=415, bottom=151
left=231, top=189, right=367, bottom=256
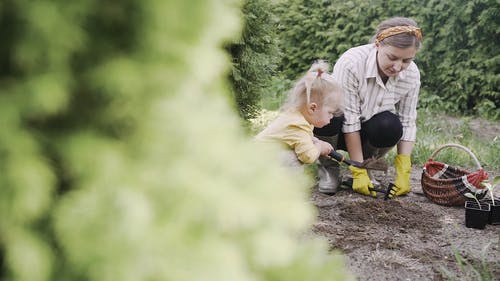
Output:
left=328, top=150, right=388, bottom=171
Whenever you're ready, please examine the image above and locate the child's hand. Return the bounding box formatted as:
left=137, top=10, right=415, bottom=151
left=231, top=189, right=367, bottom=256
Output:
left=316, top=140, right=333, bottom=156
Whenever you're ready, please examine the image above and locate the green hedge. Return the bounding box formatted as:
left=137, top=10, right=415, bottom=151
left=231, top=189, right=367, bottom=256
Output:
left=275, top=0, right=499, bottom=119
left=227, top=0, right=281, bottom=119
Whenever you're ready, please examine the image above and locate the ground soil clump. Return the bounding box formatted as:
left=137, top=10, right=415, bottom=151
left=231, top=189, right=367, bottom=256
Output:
left=310, top=166, right=500, bottom=281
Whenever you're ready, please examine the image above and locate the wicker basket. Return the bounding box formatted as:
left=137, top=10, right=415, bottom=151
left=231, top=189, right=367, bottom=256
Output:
left=421, top=143, right=489, bottom=206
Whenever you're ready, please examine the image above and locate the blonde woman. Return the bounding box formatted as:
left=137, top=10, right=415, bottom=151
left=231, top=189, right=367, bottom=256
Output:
left=315, top=17, right=422, bottom=197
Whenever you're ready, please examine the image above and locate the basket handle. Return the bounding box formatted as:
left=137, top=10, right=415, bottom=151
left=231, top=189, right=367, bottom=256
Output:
left=429, top=143, right=482, bottom=170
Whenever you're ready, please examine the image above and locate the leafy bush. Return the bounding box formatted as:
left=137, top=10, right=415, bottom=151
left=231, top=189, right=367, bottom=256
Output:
left=417, top=0, right=499, bottom=120
left=226, top=0, right=281, bottom=119
left=275, top=0, right=421, bottom=79
left=274, top=0, right=499, bottom=119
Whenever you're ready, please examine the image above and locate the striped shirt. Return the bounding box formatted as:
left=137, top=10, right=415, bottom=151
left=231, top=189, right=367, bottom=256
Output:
left=332, top=44, right=421, bottom=141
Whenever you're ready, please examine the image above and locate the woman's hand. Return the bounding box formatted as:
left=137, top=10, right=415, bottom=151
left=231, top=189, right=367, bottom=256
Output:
left=348, top=166, right=377, bottom=197
left=392, top=154, right=411, bottom=196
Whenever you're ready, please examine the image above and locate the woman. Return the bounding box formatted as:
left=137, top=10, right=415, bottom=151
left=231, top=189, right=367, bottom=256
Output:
left=314, top=17, right=422, bottom=197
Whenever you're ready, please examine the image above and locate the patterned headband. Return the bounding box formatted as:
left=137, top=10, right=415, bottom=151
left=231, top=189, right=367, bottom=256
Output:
left=375, top=25, right=422, bottom=43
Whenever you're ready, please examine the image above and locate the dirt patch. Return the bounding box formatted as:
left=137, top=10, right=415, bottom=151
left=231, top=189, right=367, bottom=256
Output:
left=439, top=115, right=500, bottom=142
left=309, top=166, right=500, bottom=281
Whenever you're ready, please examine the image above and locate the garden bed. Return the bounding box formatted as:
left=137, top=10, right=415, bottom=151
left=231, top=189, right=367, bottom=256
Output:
left=310, top=165, right=499, bottom=280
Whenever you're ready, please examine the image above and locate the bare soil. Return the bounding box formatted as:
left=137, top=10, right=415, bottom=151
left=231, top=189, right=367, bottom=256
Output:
left=309, top=165, right=500, bottom=281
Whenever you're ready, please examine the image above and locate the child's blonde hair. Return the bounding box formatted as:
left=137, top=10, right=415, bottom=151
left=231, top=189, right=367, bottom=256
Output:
left=282, top=60, right=343, bottom=115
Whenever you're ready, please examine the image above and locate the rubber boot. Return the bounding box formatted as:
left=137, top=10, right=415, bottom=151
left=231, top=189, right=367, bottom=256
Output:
left=316, top=135, right=340, bottom=194
left=279, top=149, right=304, bottom=173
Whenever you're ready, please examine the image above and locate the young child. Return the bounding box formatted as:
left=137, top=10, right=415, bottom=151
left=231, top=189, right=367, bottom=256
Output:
left=255, top=60, right=343, bottom=168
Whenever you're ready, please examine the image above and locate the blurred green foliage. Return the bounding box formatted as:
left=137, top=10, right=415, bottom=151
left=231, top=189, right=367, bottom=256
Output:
left=0, top=0, right=353, bottom=280
left=273, top=0, right=499, bottom=120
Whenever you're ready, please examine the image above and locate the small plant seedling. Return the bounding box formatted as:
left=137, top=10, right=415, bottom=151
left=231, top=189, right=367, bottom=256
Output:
left=464, top=192, right=482, bottom=209
left=480, top=176, right=500, bottom=206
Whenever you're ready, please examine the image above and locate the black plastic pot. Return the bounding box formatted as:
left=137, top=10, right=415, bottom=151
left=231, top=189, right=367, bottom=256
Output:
left=487, top=199, right=500, bottom=225
left=464, top=201, right=490, bottom=229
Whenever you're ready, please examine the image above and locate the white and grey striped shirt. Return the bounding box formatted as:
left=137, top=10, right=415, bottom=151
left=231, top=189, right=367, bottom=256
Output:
left=333, top=44, right=421, bottom=141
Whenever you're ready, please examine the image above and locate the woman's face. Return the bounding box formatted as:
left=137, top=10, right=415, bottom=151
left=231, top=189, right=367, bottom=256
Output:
left=376, top=43, right=418, bottom=79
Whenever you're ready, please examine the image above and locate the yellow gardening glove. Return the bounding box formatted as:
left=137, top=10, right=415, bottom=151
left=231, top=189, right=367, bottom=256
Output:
left=348, top=166, right=376, bottom=197
left=391, top=154, right=411, bottom=197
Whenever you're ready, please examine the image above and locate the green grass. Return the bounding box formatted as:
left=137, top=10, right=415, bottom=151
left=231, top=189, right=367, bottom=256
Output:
left=249, top=108, right=500, bottom=170
left=411, top=109, right=499, bottom=170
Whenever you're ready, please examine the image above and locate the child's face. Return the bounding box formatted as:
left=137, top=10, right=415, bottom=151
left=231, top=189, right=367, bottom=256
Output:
left=309, top=104, right=336, bottom=128
left=376, top=43, right=418, bottom=78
